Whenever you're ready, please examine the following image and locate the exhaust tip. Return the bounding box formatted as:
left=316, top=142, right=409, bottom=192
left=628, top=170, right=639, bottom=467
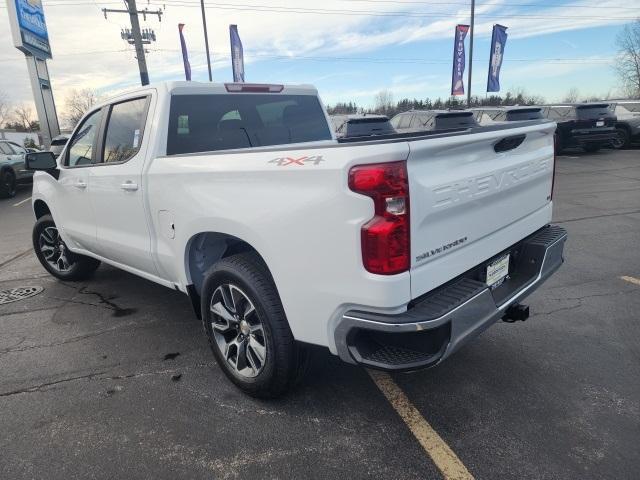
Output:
left=502, top=303, right=530, bottom=323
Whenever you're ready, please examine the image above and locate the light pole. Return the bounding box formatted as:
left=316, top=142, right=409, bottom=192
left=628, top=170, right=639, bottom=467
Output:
left=467, top=0, right=475, bottom=107
left=200, top=0, right=213, bottom=81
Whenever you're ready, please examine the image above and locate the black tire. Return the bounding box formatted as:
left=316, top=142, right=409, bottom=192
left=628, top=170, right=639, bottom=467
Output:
left=611, top=127, right=630, bottom=149
left=201, top=252, right=307, bottom=398
left=32, top=214, right=101, bottom=280
left=0, top=169, right=17, bottom=199
left=583, top=144, right=600, bottom=153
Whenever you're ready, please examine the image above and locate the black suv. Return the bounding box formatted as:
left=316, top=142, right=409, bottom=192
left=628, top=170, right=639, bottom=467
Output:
left=540, top=103, right=616, bottom=153
left=390, top=110, right=477, bottom=133
left=330, top=114, right=395, bottom=138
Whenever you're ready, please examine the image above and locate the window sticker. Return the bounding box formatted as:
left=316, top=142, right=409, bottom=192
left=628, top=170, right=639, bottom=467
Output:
left=177, top=115, right=189, bottom=135
left=133, top=129, right=140, bottom=148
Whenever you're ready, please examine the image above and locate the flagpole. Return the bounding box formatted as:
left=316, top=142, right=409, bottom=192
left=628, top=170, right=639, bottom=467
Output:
left=200, top=0, right=213, bottom=81
left=467, top=0, right=475, bottom=107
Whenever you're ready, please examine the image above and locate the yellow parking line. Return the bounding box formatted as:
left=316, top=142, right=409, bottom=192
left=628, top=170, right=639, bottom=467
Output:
left=621, top=276, right=640, bottom=286
left=12, top=196, right=31, bottom=207
left=368, top=370, right=474, bottom=480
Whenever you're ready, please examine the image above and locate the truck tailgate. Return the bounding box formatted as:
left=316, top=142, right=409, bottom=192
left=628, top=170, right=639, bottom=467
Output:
left=408, top=122, right=556, bottom=299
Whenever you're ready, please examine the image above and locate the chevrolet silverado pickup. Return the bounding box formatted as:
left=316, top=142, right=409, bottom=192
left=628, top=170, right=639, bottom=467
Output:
left=25, top=81, right=567, bottom=397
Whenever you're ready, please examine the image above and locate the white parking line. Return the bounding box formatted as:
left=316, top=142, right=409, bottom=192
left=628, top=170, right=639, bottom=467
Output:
left=621, top=276, right=640, bottom=286
left=12, top=196, right=31, bottom=207
left=368, top=370, right=474, bottom=480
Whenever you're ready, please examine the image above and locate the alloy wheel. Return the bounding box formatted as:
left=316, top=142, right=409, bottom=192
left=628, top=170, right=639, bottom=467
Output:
left=209, top=283, right=267, bottom=378
left=39, top=226, right=75, bottom=272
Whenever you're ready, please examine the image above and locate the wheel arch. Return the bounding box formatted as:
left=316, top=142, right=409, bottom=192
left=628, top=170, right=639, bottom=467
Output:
left=33, top=199, right=51, bottom=219
left=184, top=231, right=271, bottom=298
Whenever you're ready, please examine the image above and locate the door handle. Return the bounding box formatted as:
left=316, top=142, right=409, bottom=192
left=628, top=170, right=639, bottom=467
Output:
left=73, top=180, right=87, bottom=189
left=120, top=181, right=139, bottom=191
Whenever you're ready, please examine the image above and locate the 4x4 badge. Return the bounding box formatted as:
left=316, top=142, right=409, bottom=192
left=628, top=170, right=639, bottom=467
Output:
left=269, top=155, right=324, bottom=166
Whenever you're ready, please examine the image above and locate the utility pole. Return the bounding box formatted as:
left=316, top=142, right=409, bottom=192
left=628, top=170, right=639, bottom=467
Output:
left=467, top=0, right=475, bottom=107
left=103, top=2, right=163, bottom=86
left=200, top=0, right=213, bottom=81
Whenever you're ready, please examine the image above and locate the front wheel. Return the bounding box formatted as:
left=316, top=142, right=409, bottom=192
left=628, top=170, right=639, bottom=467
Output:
left=201, top=252, right=307, bottom=398
left=0, top=170, right=17, bottom=199
left=32, top=214, right=101, bottom=280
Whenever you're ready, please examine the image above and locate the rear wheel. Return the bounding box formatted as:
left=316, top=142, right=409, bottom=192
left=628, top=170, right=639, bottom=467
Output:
left=32, top=214, right=101, bottom=280
left=611, top=127, right=630, bottom=149
left=201, top=252, right=307, bottom=398
left=0, top=170, right=16, bottom=198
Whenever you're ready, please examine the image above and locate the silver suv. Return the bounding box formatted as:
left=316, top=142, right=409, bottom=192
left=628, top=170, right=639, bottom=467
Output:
left=0, top=140, right=33, bottom=198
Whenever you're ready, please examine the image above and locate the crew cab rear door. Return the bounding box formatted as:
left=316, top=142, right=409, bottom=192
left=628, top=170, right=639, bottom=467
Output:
left=89, top=94, right=157, bottom=275
left=407, top=122, right=556, bottom=299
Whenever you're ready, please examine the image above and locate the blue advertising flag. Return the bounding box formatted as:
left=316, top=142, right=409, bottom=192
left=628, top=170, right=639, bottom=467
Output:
left=451, top=25, right=469, bottom=96
left=487, top=25, right=508, bottom=92
left=178, top=23, right=191, bottom=81
left=229, top=24, right=245, bottom=82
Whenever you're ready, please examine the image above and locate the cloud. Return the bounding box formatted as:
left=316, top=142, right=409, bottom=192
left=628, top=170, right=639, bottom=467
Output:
left=0, top=0, right=631, bottom=113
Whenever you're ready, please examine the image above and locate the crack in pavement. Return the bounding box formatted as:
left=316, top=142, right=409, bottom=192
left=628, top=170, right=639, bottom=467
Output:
left=0, top=371, right=109, bottom=397
left=555, top=209, right=640, bottom=224
left=0, top=363, right=214, bottom=398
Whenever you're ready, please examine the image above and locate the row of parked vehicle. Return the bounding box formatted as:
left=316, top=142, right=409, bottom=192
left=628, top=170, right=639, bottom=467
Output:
left=330, top=100, right=640, bottom=153
left=0, top=134, right=70, bottom=198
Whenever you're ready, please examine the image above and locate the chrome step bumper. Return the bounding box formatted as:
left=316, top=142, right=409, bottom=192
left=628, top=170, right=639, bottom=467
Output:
left=334, top=225, right=568, bottom=371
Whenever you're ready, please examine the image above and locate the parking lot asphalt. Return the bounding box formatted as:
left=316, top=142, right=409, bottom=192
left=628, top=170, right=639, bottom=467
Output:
left=1, top=148, right=639, bottom=480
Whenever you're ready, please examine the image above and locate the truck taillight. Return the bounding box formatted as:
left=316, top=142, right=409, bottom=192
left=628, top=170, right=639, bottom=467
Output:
left=348, top=161, right=410, bottom=275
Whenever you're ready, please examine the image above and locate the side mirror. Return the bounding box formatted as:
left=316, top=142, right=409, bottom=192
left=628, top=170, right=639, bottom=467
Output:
left=25, top=151, right=58, bottom=171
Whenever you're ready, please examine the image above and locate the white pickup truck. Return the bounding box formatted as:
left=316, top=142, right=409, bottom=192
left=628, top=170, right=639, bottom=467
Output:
left=26, top=81, right=567, bottom=397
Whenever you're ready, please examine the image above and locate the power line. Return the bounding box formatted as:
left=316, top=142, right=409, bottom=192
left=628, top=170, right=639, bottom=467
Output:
left=153, top=1, right=638, bottom=20
left=341, top=0, right=640, bottom=10
left=6, top=0, right=638, bottom=18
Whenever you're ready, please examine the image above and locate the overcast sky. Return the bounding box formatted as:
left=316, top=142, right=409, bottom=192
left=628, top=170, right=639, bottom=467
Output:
left=0, top=0, right=637, bottom=115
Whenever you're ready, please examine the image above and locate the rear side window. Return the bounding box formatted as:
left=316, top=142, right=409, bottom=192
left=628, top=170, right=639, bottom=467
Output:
left=102, top=97, right=148, bottom=163
left=167, top=94, right=332, bottom=155
left=0, top=142, right=14, bottom=154
left=396, top=114, right=413, bottom=129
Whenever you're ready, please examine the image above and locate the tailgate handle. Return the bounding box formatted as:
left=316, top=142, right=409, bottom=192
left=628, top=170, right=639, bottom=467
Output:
left=494, top=134, right=526, bottom=153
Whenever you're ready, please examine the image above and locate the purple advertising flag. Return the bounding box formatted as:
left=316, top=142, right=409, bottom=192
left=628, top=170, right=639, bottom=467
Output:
left=451, top=24, right=469, bottom=96
left=487, top=24, right=508, bottom=92
left=178, top=23, right=191, bottom=81
left=229, top=24, right=245, bottom=82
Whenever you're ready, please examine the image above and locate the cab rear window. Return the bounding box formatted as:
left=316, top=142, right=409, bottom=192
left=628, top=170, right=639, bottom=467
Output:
left=166, top=94, right=332, bottom=155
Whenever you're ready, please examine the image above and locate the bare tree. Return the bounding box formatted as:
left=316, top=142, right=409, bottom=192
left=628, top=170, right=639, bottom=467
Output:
left=0, top=90, right=10, bottom=128
left=12, top=104, right=38, bottom=131
left=63, top=88, right=100, bottom=128
left=563, top=87, right=580, bottom=103
left=615, top=19, right=640, bottom=98
left=374, top=89, right=394, bottom=116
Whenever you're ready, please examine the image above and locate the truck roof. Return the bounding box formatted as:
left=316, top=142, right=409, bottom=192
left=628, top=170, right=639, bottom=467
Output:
left=102, top=81, right=320, bottom=105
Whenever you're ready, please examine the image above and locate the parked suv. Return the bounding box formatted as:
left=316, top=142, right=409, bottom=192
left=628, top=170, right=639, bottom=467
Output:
left=391, top=110, right=477, bottom=133
left=0, top=140, right=33, bottom=198
left=472, top=106, right=543, bottom=124
left=330, top=114, right=395, bottom=138
left=540, top=103, right=616, bottom=153
left=609, top=100, right=640, bottom=149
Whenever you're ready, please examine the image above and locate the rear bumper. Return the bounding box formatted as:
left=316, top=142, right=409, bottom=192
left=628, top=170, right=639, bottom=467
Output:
left=333, top=225, right=567, bottom=371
